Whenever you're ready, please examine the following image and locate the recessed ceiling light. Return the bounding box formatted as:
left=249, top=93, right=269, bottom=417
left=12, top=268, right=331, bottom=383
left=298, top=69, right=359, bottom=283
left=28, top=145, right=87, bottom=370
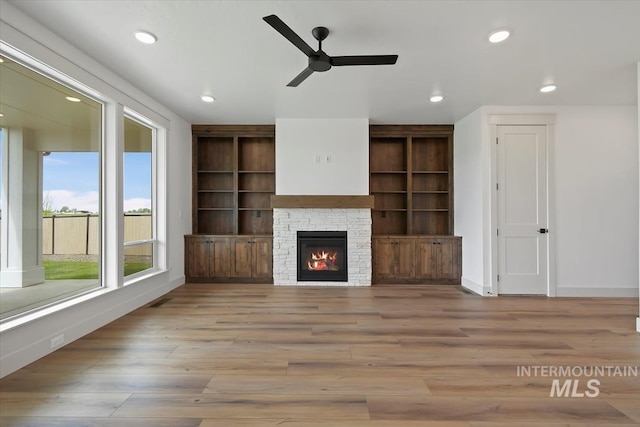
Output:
left=201, top=95, right=215, bottom=103
left=0, top=113, right=4, bottom=117
left=430, top=95, right=444, bottom=103
left=65, top=96, right=81, bottom=102
left=0, top=58, right=4, bottom=63
left=488, top=29, right=511, bottom=43
left=135, top=30, right=157, bottom=44
left=540, top=84, right=557, bottom=93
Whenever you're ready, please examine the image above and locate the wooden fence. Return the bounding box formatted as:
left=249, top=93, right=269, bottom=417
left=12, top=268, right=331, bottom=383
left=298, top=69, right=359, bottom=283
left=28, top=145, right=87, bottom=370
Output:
left=0, top=213, right=152, bottom=256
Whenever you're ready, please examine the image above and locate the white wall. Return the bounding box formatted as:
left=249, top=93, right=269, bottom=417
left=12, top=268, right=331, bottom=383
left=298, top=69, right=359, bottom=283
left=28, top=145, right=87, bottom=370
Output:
left=454, top=108, right=486, bottom=294
left=553, top=106, right=638, bottom=293
left=455, top=105, right=639, bottom=297
left=275, top=118, right=369, bottom=195
left=0, top=2, right=191, bottom=377
left=637, top=61, right=640, bottom=332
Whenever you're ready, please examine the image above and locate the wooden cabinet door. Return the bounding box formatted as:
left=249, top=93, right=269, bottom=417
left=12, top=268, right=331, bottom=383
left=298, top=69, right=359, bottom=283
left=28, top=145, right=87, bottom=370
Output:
left=416, top=238, right=438, bottom=279
left=372, top=238, right=396, bottom=280
left=394, top=238, right=416, bottom=279
left=373, top=237, right=416, bottom=281
left=209, top=237, right=231, bottom=278
left=231, top=237, right=253, bottom=277
left=438, top=238, right=455, bottom=280
left=252, top=237, right=273, bottom=278
left=185, top=236, right=210, bottom=278
left=416, top=237, right=462, bottom=281
left=439, top=237, right=461, bottom=280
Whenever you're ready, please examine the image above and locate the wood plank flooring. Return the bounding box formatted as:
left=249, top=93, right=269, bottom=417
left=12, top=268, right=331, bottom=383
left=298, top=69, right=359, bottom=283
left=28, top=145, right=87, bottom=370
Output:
left=0, top=284, right=638, bottom=426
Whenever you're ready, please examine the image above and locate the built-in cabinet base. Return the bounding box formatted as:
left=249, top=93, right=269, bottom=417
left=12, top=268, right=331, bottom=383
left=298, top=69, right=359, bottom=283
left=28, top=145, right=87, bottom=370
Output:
left=372, top=235, right=461, bottom=284
left=185, top=234, right=461, bottom=285
left=185, top=235, right=273, bottom=283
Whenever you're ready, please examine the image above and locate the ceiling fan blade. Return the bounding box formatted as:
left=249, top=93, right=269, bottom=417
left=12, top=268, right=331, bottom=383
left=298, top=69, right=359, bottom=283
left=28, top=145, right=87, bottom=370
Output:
left=330, top=55, right=398, bottom=66
left=287, top=67, right=315, bottom=87
left=263, top=14, right=315, bottom=57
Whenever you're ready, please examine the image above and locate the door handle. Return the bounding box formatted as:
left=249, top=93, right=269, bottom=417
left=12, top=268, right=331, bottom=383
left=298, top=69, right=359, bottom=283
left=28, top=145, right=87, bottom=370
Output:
left=538, top=228, right=549, bottom=234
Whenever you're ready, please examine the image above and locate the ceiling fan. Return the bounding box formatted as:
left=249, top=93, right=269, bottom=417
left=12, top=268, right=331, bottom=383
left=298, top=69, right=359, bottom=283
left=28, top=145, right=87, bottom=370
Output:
left=263, top=14, right=398, bottom=87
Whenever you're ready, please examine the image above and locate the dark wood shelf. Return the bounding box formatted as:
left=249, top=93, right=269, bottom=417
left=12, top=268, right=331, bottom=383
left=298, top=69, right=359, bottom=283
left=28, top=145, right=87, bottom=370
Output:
left=371, top=190, right=408, bottom=194
left=412, top=190, right=448, bottom=194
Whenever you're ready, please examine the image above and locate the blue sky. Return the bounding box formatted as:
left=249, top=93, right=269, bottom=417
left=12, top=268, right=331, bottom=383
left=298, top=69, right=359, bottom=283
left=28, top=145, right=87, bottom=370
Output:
left=0, top=133, right=151, bottom=212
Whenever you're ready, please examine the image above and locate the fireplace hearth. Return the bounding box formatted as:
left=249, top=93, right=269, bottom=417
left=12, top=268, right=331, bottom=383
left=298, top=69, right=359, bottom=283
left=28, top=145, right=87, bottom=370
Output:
left=297, top=231, right=348, bottom=282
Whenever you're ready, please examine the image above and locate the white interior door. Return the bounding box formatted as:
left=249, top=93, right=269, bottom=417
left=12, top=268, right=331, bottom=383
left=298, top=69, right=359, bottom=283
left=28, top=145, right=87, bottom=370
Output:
left=497, top=125, right=548, bottom=295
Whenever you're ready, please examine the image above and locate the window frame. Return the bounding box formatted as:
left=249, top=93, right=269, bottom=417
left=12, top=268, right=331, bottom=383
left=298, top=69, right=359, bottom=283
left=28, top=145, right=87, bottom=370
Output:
left=122, top=109, right=162, bottom=283
left=0, top=46, right=106, bottom=320
left=0, top=40, right=169, bottom=326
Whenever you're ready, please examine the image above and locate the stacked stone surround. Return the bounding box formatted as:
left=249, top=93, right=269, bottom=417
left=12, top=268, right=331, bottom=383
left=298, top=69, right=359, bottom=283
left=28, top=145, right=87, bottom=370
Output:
left=273, top=208, right=372, bottom=286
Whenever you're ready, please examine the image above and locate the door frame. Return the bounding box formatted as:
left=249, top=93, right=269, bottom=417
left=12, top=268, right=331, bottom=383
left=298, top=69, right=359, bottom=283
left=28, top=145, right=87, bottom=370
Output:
left=488, top=114, right=557, bottom=297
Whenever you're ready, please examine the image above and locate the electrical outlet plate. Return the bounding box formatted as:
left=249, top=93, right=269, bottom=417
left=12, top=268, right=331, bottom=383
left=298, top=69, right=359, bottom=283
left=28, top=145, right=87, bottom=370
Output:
left=50, top=334, right=64, bottom=348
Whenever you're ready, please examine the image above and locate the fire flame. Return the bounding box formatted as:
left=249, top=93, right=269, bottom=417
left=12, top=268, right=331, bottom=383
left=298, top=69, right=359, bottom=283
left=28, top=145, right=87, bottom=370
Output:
left=306, top=250, right=339, bottom=271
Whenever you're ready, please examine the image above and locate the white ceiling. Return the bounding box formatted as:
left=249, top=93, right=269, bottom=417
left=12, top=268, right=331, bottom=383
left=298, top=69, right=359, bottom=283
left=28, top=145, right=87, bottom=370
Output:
left=8, top=0, right=640, bottom=125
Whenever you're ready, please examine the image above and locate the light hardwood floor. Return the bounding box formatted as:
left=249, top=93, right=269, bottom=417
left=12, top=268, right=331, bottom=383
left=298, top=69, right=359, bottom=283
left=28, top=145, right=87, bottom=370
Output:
left=1, top=284, right=639, bottom=426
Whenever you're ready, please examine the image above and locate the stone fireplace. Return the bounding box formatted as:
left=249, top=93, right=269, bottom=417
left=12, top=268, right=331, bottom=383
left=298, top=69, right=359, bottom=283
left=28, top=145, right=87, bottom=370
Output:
left=271, top=196, right=372, bottom=286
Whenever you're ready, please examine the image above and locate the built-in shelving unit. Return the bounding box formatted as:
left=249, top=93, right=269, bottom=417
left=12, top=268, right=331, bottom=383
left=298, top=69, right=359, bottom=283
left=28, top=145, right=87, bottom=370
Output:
left=187, top=125, right=275, bottom=283
left=186, top=123, right=460, bottom=285
left=370, top=125, right=454, bottom=236
left=192, top=125, right=275, bottom=235
left=369, top=125, right=460, bottom=284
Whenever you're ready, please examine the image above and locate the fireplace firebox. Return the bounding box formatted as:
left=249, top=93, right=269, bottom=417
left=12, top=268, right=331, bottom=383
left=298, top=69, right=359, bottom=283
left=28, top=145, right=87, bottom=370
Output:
left=297, top=231, right=348, bottom=282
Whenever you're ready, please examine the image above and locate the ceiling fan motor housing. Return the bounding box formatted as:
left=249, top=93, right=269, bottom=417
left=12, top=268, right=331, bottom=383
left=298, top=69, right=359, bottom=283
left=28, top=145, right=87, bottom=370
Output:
left=309, top=51, right=331, bottom=72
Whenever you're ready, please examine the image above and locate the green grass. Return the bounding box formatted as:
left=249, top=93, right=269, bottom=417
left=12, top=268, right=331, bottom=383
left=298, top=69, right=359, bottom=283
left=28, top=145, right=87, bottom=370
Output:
left=44, top=261, right=151, bottom=280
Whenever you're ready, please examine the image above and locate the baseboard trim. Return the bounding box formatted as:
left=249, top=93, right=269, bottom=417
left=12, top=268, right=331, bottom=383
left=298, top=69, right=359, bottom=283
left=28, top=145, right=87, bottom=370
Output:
left=555, top=287, right=639, bottom=297
left=462, top=277, right=492, bottom=296
left=170, top=275, right=185, bottom=288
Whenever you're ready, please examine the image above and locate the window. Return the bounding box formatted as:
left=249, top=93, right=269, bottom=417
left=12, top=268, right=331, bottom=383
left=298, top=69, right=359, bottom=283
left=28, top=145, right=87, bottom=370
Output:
left=123, top=115, right=155, bottom=279
left=0, top=39, right=167, bottom=325
left=0, top=53, right=102, bottom=320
